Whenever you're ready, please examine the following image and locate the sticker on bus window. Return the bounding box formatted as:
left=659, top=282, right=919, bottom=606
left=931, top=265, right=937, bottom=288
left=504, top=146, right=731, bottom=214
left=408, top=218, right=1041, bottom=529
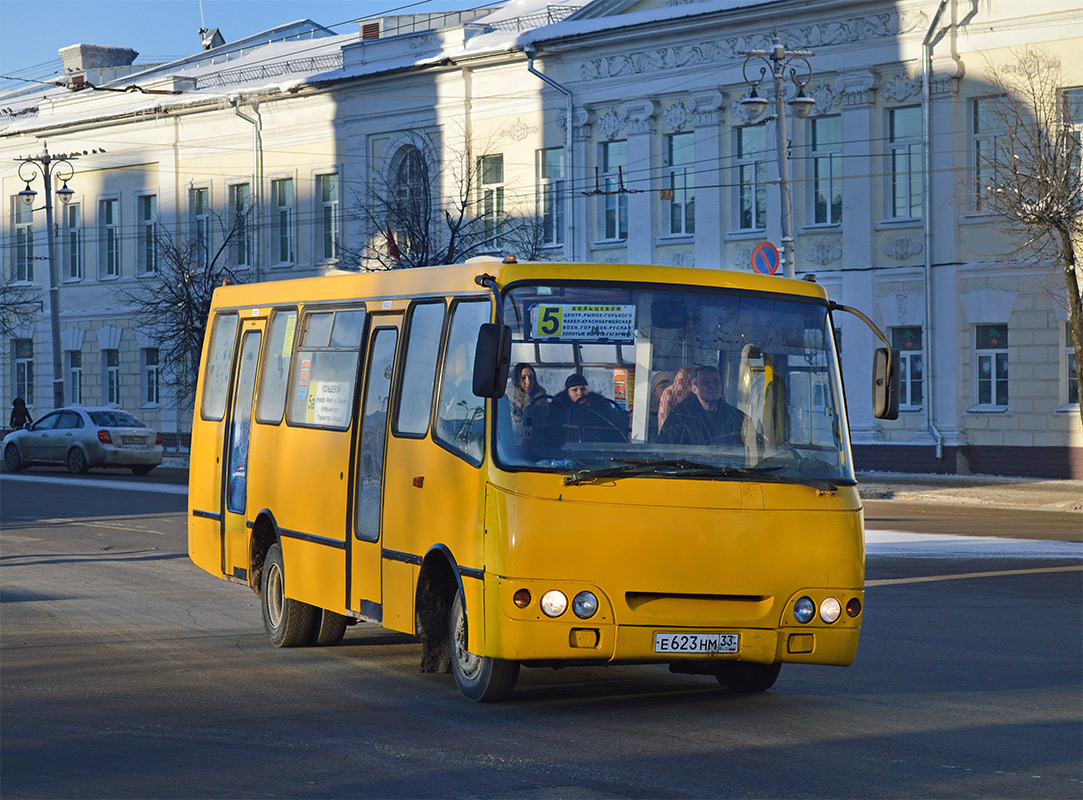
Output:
left=282, top=315, right=297, bottom=357
left=305, top=380, right=351, bottom=427
left=532, top=304, right=636, bottom=341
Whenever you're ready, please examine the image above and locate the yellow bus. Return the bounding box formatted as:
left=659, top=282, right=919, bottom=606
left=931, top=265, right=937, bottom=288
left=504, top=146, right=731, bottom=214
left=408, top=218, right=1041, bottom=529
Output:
left=188, top=260, right=899, bottom=701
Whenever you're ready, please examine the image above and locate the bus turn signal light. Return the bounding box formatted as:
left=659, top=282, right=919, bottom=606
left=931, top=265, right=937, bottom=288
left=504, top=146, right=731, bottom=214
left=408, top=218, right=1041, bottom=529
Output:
left=513, top=589, right=531, bottom=609
left=846, top=597, right=862, bottom=617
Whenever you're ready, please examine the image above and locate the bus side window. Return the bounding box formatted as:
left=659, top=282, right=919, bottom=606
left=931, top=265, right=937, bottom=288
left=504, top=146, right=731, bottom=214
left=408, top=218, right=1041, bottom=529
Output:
left=286, top=307, right=367, bottom=430
left=434, top=299, right=489, bottom=465
left=201, top=313, right=239, bottom=421
left=256, top=309, right=297, bottom=424
left=395, top=301, right=446, bottom=437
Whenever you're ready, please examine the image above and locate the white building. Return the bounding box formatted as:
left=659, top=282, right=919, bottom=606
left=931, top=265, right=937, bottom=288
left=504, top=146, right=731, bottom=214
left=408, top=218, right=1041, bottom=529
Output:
left=2, top=0, right=1080, bottom=476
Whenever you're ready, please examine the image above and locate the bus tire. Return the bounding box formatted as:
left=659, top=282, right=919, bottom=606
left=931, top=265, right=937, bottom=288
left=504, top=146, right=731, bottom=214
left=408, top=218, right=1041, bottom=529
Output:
left=310, top=609, right=349, bottom=646
left=714, top=662, right=781, bottom=692
left=449, top=590, right=519, bottom=702
left=261, top=543, right=316, bottom=647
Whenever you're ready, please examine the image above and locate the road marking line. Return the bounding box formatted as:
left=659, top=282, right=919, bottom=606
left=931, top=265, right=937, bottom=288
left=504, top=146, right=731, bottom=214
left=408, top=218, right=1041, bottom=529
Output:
left=0, top=474, right=186, bottom=495
left=867, top=565, right=1083, bottom=586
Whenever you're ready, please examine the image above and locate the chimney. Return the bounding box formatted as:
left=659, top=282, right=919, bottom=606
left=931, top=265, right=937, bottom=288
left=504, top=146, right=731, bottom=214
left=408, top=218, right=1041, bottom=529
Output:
left=58, top=44, right=138, bottom=74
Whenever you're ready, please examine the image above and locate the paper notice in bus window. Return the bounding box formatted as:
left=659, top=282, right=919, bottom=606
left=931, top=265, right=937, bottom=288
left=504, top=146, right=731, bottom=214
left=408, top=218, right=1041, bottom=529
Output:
left=282, top=314, right=297, bottom=357
left=305, top=380, right=351, bottom=427
left=532, top=304, right=636, bottom=341
left=295, top=357, right=312, bottom=401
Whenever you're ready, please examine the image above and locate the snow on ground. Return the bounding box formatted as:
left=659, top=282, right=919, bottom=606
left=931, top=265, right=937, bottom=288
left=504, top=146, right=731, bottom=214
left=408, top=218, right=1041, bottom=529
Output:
left=866, top=529, right=1083, bottom=560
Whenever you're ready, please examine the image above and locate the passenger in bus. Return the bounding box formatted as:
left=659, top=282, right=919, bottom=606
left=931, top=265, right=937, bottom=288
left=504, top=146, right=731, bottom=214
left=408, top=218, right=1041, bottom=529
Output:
left=509, top=363, right=548, bottom=438
left=658, top=365, right=750, bottom=447
left=549, top=373, right=628, bottom=443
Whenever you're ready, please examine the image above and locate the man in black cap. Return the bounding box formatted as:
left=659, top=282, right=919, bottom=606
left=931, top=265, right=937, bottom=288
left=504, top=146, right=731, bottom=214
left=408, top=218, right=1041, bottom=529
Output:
left=659, top=365, right=748, bottom=447
left=548, top=373, right=628, bottom=443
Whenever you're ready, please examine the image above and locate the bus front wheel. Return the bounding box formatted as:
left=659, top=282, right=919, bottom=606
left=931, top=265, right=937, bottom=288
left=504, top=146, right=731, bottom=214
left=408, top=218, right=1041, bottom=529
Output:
left=449, top=591, right=519, bottom=702
left=261, top=543, right=316, bottom=647
left=714, top=662, right=781, bottom=692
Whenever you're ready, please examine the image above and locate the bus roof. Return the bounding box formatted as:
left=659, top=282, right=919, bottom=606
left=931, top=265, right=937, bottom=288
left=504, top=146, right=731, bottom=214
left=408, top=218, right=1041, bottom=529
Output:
left=209, top=261, right=830, bottom=310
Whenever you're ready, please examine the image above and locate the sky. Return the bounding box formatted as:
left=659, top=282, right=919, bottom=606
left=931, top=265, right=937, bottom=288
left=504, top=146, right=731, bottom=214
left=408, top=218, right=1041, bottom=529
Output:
left=0, top=0, right=497, bottom=90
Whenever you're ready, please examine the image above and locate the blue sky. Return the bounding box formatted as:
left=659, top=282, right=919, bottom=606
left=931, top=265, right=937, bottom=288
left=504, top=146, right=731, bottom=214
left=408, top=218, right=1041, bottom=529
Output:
left=0, top=0, right=492, bottom=89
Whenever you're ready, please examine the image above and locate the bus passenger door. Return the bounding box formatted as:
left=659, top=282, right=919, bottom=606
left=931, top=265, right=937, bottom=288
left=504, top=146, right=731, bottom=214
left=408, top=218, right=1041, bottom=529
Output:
left=350, top=317, right=401, bottom=622
left=222, top=321, right=264, bottom=581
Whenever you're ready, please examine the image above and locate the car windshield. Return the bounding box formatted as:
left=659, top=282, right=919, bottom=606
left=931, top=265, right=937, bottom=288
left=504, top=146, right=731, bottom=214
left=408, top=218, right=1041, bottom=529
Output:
left=494, top=282, right=854, bottom=486
left=89, top=410, right=145, bottom=428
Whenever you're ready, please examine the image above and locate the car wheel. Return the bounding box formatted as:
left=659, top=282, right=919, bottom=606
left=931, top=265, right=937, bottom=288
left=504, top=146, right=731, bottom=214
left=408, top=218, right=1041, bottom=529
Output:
left=449, top=590, right=519, bottom=702
left=66, top=447, right=88, bottom=475
left=130, top=465, right=154, bottom=476
left=4, top=444, right=23, bottom=472
left=714, top=662, right=781, bottom=692
left=309, top=609, right=349, bottom=646
left=260, top=543, right=316, bottom=647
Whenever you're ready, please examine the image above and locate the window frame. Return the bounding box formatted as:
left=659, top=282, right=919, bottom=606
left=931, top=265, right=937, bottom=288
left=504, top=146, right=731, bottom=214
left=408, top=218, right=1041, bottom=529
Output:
left=14, top=338, right=33, bottom=406
left=598, top=140, right=629, bottom=242
left=13, top=197, right=34, bottom=282
left=315, top=173, right=340, bottom=263
left=104, top=348, right=121, bottom=406
left=67, top=349, right=82, bottom=405
left=255, top=307, right=299, bottom=425
left=228, top=182, right=253, bottom=270
left=736, top=125, right=767, bottom=231
left=189, top=187, right=211, bottom=268
left=62, top=201, right=83, bottom=281
left=536, top=147, right=565, bottom=247
left=270, top=177, right=295, bottom=267
left=135, top=193, right=158, bottom=275
left=810, top=115, right=843, bottom=226
left=890, top=326, right=923, bottom=411
left=973, top=324, right=1009, bottom=410
left=663, top=132, right=695, bottom=236
left=99, top=197, right=121, bottom=279
left=477, top=154, right=505, bottom=248
left=431, top=297, right=490, bottom=466
left=141, top=347, right=160, bottom=407
left=888, top=105, right=923, bottom=220
left=392, top=299, right=447, bottom=439
left=285, top=305, right=367, bottom=431
left=1064, top=322, right=1079, bottom=409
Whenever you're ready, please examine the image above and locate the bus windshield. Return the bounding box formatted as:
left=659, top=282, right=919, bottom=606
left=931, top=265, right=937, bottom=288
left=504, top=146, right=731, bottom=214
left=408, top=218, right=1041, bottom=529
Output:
left=495, top=282, right=853, bottom=487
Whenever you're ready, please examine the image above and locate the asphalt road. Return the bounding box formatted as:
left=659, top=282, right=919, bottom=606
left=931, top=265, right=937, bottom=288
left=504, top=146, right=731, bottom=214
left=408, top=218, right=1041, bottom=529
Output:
left=1, top=472, right=1080, bottom=798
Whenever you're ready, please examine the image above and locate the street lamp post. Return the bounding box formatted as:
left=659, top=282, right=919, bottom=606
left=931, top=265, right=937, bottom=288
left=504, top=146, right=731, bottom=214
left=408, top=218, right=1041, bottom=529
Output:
left=17, top=145, right=76, bottom=411
left=740, top=34, right=815, bottom=280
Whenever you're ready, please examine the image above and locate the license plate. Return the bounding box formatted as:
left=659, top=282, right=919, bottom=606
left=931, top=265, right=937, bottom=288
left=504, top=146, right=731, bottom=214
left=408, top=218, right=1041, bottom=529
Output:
left=654, top=632, right=739, bottom=654
left=122, top=436, right=142, bottom=446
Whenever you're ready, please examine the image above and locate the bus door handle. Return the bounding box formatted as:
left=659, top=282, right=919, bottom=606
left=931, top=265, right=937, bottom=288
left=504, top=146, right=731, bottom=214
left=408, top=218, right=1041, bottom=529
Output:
left=412, top=476, right=424, bottom=488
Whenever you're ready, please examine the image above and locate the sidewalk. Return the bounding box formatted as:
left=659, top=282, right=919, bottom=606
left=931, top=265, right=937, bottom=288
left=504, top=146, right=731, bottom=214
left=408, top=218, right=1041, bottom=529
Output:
left=856, top=471, right=1083, bottom=514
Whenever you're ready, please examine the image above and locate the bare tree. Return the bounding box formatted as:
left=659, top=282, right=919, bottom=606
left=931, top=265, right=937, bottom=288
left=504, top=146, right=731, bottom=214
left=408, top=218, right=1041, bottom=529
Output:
left=341, top=130, right=550, bottom=270
left=116, top=216, right=245, bottom=413
left=0, top=274, right=42, bottom=338
left=977, top=50, right=1082, bottom=421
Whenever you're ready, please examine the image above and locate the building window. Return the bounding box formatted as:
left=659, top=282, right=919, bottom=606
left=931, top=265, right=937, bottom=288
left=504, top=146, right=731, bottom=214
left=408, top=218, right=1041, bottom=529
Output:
left=1067, top=323, right=1079, bottom=407
left=1064, top=87, right=1083, bottom=184
left=811, top=116, right=842, bottom=225
left=14, top=338, right=33, bottom=405
left=664, top=132, right=695, bottom=235
left=99, top=198, right=120, bottom=278
left=536, top=147, right=565, bottom=247
left=13, top=199, right=34, bottom=282
left=67, top=350, right=82, bottom=405
left=478, top=155, right=504, bottom=247
left=891, top=326, right=923, bottom=410
left=62, top=202, right=83, bottom=281
left=142, top=348, right=159, bottom=406
left=889, top=106, right=923, bottom=220
left=137, top=195, right=158, bottom=274
left=271, top=178, right=294, bottom=265
left=975, top=324, right=1008, bottom=408
left=599, top=140, right=628, bottom=241
left=972, top=97, right=1005, bottom=213
left=104, top=349, right=120, bottom=406
left=317, top=174, right=339, bottom=261
left=737, top=126, right=767, bottom=231
left=189, top=188, right=210, bottom=268
left=229, top=183, right=252, bottom=268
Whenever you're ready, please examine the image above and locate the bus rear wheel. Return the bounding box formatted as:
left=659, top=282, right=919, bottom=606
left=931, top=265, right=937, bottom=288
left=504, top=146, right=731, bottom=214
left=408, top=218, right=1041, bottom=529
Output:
left=449, top=591, right=519, bottom=702
left=714, top=662, right=781, bottom=692
left=309, top=609, right=349, bottom=646
left=261, top=543, right=316, bottom=647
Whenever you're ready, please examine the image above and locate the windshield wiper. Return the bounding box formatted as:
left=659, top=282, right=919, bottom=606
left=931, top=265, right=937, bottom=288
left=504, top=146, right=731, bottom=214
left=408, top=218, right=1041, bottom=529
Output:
left=563, top=458, right=783, bottom=486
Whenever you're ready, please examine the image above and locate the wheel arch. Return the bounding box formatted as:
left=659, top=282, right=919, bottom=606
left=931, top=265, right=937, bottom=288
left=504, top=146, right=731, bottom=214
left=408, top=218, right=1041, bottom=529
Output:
left=414, top=543, right=466, bottom=673
left=249, top=508, right=281, bottom=597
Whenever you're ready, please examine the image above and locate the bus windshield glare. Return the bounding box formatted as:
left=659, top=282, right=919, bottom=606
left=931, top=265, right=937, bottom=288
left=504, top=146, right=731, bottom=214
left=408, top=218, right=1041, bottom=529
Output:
left=495, top=283, right=853, bottom=486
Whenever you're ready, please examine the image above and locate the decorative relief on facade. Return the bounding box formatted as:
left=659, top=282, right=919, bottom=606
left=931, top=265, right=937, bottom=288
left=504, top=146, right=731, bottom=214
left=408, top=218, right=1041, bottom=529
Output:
left=731, top=248, right=754, bottom=269
left=96, top=325, right=123, bottom=351
left=661, top=99, right=696, bottom=131
left=694, top=91, right=725, bottom=126
left=880, top=74, right=922, bottom=102
left=882, top=238, right=923, bottom=260
left=810, top=81, right=841, bottom=114
left=596, top=108, right=627, bottom=139
left=621, top=100, right=656, bottom=134
left=556, top=107, right=592, bottom=141
left=580, top=10, right=926, bottom=80
left=666, top=252, right=695, bottom=267
left=805, top=242, right=842, bottom=266
left=960, top=288, right=1017, bottom=324
left=877, top=292, right=924, bottom=327
left=497, top=117, right=539, bottom=142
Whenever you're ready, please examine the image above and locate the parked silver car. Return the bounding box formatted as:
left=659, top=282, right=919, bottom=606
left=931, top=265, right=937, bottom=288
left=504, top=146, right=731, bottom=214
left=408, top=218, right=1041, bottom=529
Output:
left=2, top=407, right=163, bottom=475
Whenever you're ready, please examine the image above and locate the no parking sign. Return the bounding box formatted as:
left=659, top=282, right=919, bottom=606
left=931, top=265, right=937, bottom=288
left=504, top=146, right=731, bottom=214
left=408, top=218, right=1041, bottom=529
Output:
left=751, top=241, right=780, bottom=275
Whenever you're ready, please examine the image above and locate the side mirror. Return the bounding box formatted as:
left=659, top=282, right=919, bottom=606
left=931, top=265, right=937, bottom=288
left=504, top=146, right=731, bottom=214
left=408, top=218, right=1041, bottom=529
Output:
left=872, top=347, right=901, bottom=420
left=473, top=323, right=512, bottom=399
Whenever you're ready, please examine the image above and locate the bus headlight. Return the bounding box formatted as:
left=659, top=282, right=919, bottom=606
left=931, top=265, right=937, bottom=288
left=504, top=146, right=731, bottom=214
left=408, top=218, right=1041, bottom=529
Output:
left=540, top=590, right=568, bottom=618
left=794, top=596, right=815, bottom=624
left=819, top=597, right=842, bottom=624
left=572, top=591, right=599, bottom=619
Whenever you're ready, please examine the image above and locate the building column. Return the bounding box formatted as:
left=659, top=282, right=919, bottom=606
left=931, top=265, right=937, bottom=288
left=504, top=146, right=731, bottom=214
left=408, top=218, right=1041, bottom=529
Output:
left=621, top=100, right=656, bottom=263
left=691, top=92, right=725, bottom=271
